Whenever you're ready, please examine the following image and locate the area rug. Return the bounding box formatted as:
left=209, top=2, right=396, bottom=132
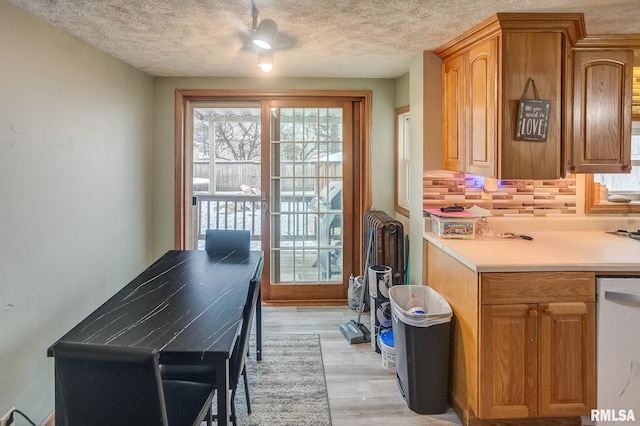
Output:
left=232, top=333, right=332, bottom=425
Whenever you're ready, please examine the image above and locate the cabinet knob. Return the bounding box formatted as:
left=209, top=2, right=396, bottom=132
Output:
left=529, top=309, right=538, bottom=317
left=544, top=308, right=553, bottom=315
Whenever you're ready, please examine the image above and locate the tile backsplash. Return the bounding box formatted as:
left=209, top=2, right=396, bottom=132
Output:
left=423, top=171, right=576, bottom=216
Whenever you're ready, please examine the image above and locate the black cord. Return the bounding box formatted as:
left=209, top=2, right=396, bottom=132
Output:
left=13, top=409, right=36, bottom=426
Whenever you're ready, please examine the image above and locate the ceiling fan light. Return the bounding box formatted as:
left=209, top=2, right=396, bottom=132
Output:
left=252, top=19, right=278, bottom=50
left=259, top=62, right=273, bottom=72
left=257, top=50, right=274, bottom=72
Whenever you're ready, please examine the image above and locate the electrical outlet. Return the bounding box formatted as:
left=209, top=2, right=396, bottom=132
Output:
left=0, top=407, right=14, bottom=426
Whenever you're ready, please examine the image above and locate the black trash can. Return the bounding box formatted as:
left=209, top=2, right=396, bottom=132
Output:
left=389, top=285, right=452, bottom=414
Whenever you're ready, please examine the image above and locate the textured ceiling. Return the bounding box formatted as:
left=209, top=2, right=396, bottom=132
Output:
left=7, top=0, right=640, bottom=78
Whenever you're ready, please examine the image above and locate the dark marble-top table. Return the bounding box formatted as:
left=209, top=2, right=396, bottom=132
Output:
left=48, top=249, right=264, bottom=426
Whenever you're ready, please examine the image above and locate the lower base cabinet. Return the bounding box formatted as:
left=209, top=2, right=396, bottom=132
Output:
left=425, top=241, right=596, bottom=425
left=479, top=301, right=596, bottom=419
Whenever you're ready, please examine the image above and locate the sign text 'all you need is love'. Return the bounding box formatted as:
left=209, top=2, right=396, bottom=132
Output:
left=516, top=98, right=551, bottom=142
left=515, top=78, right=551, bottom=142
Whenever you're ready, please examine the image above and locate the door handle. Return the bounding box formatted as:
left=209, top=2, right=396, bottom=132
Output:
left=605, top=290, right=640, bottom=304
left=261, top=191, right=269, bottom=219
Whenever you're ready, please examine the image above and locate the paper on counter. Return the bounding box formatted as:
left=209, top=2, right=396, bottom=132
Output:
left=467, top=205, right=491, bottom=217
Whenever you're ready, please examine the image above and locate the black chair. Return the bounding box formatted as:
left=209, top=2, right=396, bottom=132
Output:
left=161, top=257, right=263, bottom=425
left=53, top=342, right=214, bottom=426
left=205, top=229, right=251, bottom=255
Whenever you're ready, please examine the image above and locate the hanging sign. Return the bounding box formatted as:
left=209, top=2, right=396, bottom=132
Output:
left=515, top=78, right=551, bottom=142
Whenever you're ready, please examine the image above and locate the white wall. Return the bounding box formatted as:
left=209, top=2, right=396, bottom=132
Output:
left=0, top=0, right=153, bottom=422
left=151, top=77, right=396, bottom=258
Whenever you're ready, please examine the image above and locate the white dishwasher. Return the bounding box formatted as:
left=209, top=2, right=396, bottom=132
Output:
left=595, top=277, right=640, bottom=424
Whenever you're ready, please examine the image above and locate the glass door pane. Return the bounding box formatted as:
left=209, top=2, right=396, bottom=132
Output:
left=270, top=107, right=344, bottom=284
left=187, top=101, right=262, bottom=250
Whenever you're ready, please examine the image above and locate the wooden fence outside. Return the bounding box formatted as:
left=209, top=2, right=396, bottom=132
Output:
left=193, top=160, right=341, bottom=192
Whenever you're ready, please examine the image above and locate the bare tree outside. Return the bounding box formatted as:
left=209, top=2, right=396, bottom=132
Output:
left=195, top=107, right=342, bottom=163
left=214, top=121, right=261, bottom=161
left=193, top=110, right=210, bottom=159
left=194, top=110, right=261, bottom=161
left=276, top=110, right=343, bottom=165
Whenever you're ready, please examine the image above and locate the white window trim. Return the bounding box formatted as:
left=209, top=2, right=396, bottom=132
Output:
left=395, top=106, right=410, bottom=217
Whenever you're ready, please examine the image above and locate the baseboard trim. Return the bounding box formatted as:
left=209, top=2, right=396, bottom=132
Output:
left=42, top=410, right=54, bottom=426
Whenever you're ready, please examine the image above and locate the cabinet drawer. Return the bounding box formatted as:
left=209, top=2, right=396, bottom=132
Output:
left=480, top=272, right=595, bottom=304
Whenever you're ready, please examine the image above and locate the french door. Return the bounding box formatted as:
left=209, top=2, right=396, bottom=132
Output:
left=176, top=91, right=370, bottom=303
left=182, top=101, right=262, bottom=251
left=262, top=100, right=354, bottom=302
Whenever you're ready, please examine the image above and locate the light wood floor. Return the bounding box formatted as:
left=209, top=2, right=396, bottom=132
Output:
left=258, top=306, right=462, bottom=425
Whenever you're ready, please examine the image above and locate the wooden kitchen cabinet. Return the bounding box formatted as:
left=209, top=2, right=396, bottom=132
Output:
left=466, top=39, right=496, bottom=177
left=425, top=240, right=596, bottom=425
left=442, top=52, right=465, bottom=172
left=441, top=38, right=496, bottom=176
left=568, top=47, right=634, bottom=174
left=538, top=301, right=595, bottom=416
left=479, top=303, right=537, bottom=419
left=479, top=300, right=596, bottom=419
left=435, top=14, right=585, bottom=179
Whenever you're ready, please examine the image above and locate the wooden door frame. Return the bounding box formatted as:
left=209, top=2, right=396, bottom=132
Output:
left=174, top=89, right=372, bottom=303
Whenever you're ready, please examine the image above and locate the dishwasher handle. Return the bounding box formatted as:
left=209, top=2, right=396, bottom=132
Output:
left=604, top=290, right=640, bottom=304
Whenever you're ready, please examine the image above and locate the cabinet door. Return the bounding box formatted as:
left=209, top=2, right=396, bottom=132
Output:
left=538, top=302, right=596, bottom=416
left=466, top=38, right=497, bottom=177
left=571, top=49, right=633, bottom=173
left=501, top=32, right=563, bottom=180
left=479, top=304, right=538, bottom=419
left=442, top=53, right=465, bottom=172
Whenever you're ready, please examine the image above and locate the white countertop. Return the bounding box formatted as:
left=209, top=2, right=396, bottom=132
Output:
left=424, top=231, right=640, bottom=273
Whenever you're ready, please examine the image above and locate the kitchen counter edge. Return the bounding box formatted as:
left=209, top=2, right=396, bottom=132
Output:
left=424, top=231, right=640, bottom=274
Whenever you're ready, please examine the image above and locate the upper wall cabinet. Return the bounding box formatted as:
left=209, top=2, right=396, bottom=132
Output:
left=435, top=14, right=586, bottom=179
left=441, top=38, right=496, bottom=176
left=568, top=37, right=638, bottom=174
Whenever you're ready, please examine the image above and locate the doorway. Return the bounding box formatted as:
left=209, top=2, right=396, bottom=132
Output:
left=176, top=90, right=371, bottom=303
left=186, top=101, right=262, bottom=251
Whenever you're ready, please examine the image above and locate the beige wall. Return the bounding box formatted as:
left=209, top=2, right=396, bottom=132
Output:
left=395, top=72, right=410, bottom=108
left=0, top=1, right=153, bottom=422
left=408, top=53, right=427, bottom=284
left=393, top=72, right=411, bottom=233
left=151, top=77, right=396, bottom=259
left=399, top=52, right=444, bottom=285
left=392, top=53, right=443, bottom=285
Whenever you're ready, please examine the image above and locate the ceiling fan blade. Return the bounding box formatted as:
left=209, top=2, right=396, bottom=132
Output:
left=272, top=31, right=297, bottom=51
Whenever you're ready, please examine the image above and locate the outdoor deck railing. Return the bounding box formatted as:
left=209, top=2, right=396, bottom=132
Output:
left=194, top=192, right=323, bottom=246
left=195, top=193, right=262, bottom=244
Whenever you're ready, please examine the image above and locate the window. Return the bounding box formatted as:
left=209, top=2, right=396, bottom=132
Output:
left=395, top=106, right=410, bottom=217
left=586, top=122, right=640, bottom=213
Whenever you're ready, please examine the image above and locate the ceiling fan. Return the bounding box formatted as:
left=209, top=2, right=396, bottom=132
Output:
left=236, top=0, right=297, bottom=53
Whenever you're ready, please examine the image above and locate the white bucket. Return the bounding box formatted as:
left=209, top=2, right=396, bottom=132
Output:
left=378, top=329, right=395, bottom=373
